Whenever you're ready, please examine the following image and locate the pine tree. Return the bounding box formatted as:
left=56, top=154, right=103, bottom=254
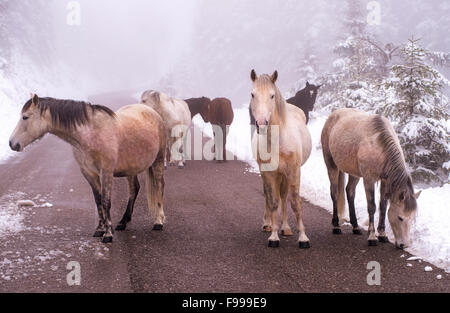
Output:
left=380, top=36, right=450, bottom=183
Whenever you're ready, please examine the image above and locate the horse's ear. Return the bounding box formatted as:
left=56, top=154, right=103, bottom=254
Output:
left=306, top=81, right=310, bottom=87
left=32, top=94, right=39, bottom=105
left=271, top=70, right=278, bottom=83
left=414, top=190, right=422, bottom=199
left=317, top=84, right=322, bottom=89
left=251, top=69, right=257, bottom=82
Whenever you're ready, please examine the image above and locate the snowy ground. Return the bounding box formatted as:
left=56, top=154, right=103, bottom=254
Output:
left=193, top=107, right=450, bottom=272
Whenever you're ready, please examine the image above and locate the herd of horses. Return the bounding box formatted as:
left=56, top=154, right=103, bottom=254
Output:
left=8, top=70, right=420, bottom=250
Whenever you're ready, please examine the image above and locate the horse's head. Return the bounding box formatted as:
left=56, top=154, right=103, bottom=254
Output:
left=388, top=178, right=421, bottom=249
left=250, top=69, right=282, bottom=133
left=140, top=90, right=160, bottom=108
left=303, top=82, right=321, bottom=102
left=9, top=94, right=49, bottom=152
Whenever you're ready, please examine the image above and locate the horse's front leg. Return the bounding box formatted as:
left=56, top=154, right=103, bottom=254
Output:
left=280, top=177, right=292, bottom=236
left=262, top=178, right=272, bottom=232
left=100, top=170, right=114, bottom=243
left=262, top=173, right=281, bottom=247
left=363, top=179, right=378, bottom=246
left=80, top=169, right=105, bottom=237
left=377, top=180, right=389, bottom=243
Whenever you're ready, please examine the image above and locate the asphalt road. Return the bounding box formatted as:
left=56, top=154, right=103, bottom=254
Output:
left=0, top=92, right=448, bottom=293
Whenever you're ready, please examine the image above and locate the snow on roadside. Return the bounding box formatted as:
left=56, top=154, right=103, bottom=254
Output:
left=0, top=192, right=27, bottom=237
left=193, top=107, right=450, bottom=272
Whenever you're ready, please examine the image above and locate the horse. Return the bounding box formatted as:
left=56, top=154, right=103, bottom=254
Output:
left=248, top=82, right=321, bottom=139
left=321, top=108, right=421, bottom=248
left=286, top=82, right=321, bottom=124
left=9, top=94, right=167, bottom=243
left=140, top=90, right=191, bottom=169
left=185, top=97, right=234, bottom=162
left=250, top=70, right=312, bottom=248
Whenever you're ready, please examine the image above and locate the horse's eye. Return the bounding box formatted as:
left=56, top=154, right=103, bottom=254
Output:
left=271, top=95, right=275, bottom=99
left=251, top=93, right=255, bottom=99
left=398, top=216, right=404, bottom=222
left=22, top=116, right=29, bottom=121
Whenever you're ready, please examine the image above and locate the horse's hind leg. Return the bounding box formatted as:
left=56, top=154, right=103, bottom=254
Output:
left=363, top=179, right=378, bottom=246
left=116, top=176, right=140, bottom=231
left=346, top=175, right=362, bottom=235
left=377, top=180, right=389, bottom=243
left=147, top=154, right=165, bottom=230
left=327, top=167, right=345, bottom=235
left=280, top=176, right=292, bottom=236
left=81, top=170, right=106, bottom=238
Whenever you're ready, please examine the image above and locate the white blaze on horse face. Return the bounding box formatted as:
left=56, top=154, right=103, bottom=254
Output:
left=250, top=87, right=275, bottom=131
left=9, top=105, right=49, bottom=152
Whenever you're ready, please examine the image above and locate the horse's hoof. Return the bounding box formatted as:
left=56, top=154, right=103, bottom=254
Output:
left=332, top=228, right=342, bottom=235
left=299, top=241, right=311, bottom=249
left=368, top=239, right=378, bottom=246
left=353, top=228, right=363, bottom=235
left=178, top=165, right=184, bottom=169
left=262, top=225, right=272, bottom=232
left=378, top=236, right=389, bottom=243
left=153, top=224, right=163, bottom=231
left=115, top=224, right=127, bottom=231
left=280, top=229, right=293, bottom=236
left=102, top=236, right=113, bottom=244
left=268, top=240, right=280, bottom=248
left=93, top=230, right=105, bottom=238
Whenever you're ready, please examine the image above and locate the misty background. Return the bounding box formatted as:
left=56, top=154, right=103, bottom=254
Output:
left=2, top=0, right=449, bottom=104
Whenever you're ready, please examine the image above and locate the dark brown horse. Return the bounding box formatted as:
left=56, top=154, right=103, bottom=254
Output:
left=286, top=82, right=321, bottom=124
left=185, top=97, right=234, bottom=161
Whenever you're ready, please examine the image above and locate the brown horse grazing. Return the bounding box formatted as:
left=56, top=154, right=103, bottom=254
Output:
left=9, top=95, right=167, bottom=243
left=250, top=70, right=312, bottom=248
left=185, top=97, right=234, bottom=162
left=321, top=108, right=421, bottom=248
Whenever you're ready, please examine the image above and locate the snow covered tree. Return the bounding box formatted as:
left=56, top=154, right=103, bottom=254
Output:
left=318, top=0, right=389, bottom=111
left=379, top=36, right=450, bottom=183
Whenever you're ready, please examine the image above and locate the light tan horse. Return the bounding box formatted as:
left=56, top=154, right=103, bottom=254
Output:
left=250, top=70, right=312, bottom=248
left=140, top=90, right=191, bottom=168
left=321, top=108, right=421, bottom=248
left=9, top=95, right=167, bottom=243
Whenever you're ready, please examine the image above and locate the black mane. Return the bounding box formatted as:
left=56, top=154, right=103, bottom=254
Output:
left=22, top=97, right=115, bottom=130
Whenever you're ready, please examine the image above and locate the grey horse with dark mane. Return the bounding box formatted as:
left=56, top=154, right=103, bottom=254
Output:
left=321, top=108, right=421, bottom=248
left=9, top=95, right=167, bottom=243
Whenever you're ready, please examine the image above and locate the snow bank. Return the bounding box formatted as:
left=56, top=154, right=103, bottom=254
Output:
left=194, top=108, right=450, bottom=272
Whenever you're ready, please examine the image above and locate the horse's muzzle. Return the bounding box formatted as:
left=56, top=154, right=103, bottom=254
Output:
left=9, top=140, right=20, bottom=152
left=255, top=119, right=269, bottom=134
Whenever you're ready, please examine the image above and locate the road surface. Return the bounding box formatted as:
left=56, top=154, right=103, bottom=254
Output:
left=0, top=92, right=448, bottom=293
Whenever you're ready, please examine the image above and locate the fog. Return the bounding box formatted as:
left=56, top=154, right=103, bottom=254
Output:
left=2, top=0, right=450, bottom=105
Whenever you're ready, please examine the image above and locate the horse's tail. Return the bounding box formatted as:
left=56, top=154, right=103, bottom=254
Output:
left=337, top=170, right=346, bottom=222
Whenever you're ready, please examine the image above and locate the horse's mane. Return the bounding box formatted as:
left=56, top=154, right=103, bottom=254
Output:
left=22, top=97, right=116, bottom=131
left=372, top=115, right=416, bottom=209
left=256, top=74, right=286, bottom=122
